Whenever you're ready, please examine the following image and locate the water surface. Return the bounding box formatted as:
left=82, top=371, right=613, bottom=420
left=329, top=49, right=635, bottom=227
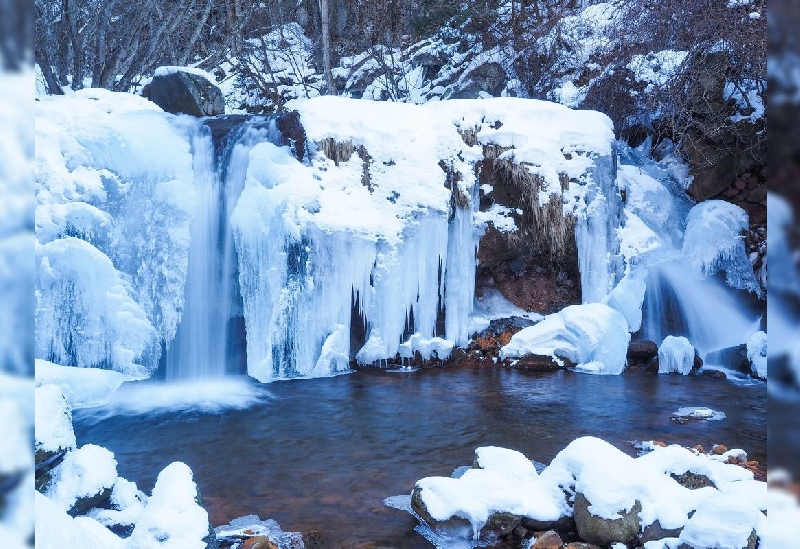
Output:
left=74, top=365, right=766, bottom=547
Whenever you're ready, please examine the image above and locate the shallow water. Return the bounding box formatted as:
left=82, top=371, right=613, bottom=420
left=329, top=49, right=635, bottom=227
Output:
left=74, top=365, right=766, bottom=548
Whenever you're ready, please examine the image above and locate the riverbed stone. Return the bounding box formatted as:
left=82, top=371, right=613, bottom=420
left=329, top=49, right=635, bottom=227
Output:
left=68, top=486, right=113, bottom=517
left=572, top=492, right=642, bottom=545
left=563, top=543, right=601, bottom=549
left=483, top=510, right=522, bottom=537
left=530, top=529, right=564, bottom=549
left=670, top=471, right=716, bottom=490
left=241, top=536, right=278, bottom=549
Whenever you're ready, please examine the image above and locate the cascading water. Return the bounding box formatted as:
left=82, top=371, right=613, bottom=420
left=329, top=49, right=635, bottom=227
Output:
left=638, top=261, right=761, bottom=358
left=164, top=117, right=282, bottom=381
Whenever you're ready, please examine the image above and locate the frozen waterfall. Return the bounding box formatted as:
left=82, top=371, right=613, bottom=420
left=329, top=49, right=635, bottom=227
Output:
left=164, top=117, right=282, bottom=381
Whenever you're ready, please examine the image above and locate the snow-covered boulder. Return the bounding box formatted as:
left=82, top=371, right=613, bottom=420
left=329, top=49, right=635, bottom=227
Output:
left=658, top=336, right=696, bottom=375
left=36, top=491, right=123, bottom=549
left=44, top=444, right=118, bottom=516
left=501, top=303, right=630, bottom=374
left=146, top=66, right=225, bottom=117
left=676, top=494, right=761, bottom=549
left=35, top=359, right=136, bottom=408
left=746, top=331, right=767, bottom=380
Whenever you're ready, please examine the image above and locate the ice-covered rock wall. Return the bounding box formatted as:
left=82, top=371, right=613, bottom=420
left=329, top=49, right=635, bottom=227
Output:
left=35, top=90, right=198, bottom=376
left=233, top=97, right=617, bottom=381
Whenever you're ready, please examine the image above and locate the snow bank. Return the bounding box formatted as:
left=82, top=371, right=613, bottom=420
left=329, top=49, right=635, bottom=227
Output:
left=746, top=330, right=767, bottom=380
left=407, top=437, right=766, bottom=545
left=500, top=303, right=630, bottom=374
left=35, top=384, right=76, bottom=453
left=128, top=462, right=210, bottom=549
left=35, top=89, right=197, bottom=375
left=658, top=336, right=695, bottom=375
left=35, top=359, right=136, bottom=408
left=682, top=200, right=760, bottom=294
left=36, top=491, right=121, bottom=549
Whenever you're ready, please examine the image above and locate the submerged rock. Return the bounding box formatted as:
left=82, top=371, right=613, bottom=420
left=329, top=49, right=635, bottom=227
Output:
left=572, top=492, right=642, bottom=546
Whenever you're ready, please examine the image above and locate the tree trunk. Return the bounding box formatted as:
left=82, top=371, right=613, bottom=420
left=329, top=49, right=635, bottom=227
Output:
left=318, top=0, right=336, bottom=95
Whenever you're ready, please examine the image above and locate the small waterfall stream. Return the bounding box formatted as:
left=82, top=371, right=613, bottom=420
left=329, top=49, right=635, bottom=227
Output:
left=638, top=261, right=761, bottom=358
left=164, top=117, right=282, bottom=381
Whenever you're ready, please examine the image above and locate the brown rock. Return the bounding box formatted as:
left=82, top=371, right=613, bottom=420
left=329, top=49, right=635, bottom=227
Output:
left=531, top=530, right=563, bottom=549
left=242, top=536, right=278, bottom=549
left=671, top=471, right=716, bottom=490
left=627, top=340, right=658, bottom=360
left=712, top=444, right=728, bottom=455
left=745, top=460, right=759, bottom=467
left=693, top=445, right=705, bottom=453
left=564, top=543, right=601, bottom=549
left=653, top=440, right=667, bottom=448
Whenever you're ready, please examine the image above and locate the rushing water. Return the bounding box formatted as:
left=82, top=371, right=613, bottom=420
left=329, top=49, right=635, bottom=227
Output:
left=74, top=365, right=765, bottom=548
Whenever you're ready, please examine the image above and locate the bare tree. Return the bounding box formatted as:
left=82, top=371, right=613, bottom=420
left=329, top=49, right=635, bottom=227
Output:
left=318, top=0, right=336, bottom=94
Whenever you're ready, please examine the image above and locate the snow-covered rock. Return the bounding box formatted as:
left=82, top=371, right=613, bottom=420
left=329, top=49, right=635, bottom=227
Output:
left=500, top=303, right=630, bottom=374
left=44, top=444, right=118, bottom=515
left=35, top=384, right=76, bottom=456
left=658, top=336, right=695, bottom=375
left=147, top=66, right=225, bottom=117
left=35, top=359, right=136, bottom=408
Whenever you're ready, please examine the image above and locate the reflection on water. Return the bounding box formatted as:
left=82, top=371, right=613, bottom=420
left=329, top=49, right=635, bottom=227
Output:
left=74, top=366, right=766, bottom=548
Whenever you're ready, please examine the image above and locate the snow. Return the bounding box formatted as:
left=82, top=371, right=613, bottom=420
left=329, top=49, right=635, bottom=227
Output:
left=407, top=437, right=766, bottom=544
left=88, top=478, right=148, bottom=530
left=153, top=65, right=219, bottom=84
left=35, top=359, right=137, bottom=408
left=603, top=266, right=647, bottom=332
left=45, top=444, right=118, bottom=512
left=500, top=303, right=630, bottom=374
left=36, top=492, right=117, bottom=549
left=746, top=330, right=767, bottom=380
left=128, top=462, right=210, bottom=549
left=628, top=51, right=688, bottom=91
left=677, top=494, right=763, bottom=549
left=682, top=200, right=760, bottom=295
left=35, top=384, right=76, bottom=453
left=658, top=336, right=695, bottom=375
left=764, top=488, right=800, bottom=549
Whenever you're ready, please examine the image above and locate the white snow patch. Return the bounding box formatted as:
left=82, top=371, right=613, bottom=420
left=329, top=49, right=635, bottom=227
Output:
left=671, top=407, right=726, bottom=422
left=35, top=384, right=76, bottom=453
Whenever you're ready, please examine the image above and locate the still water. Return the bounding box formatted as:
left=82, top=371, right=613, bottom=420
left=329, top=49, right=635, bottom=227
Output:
left=74, top=365, right=766, bottom=547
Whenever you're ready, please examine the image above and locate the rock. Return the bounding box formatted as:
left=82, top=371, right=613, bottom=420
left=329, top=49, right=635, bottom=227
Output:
left=451, top=62, right=507, bottom=98
left=671, top=471, right=716, bottom=490
left=712, top=444, right=728, bottom=455
left=241, top=536, right=278, bottom=549
left=145, top=67, right=225, bottom=117
left=301, top=530, right=328, bottom=549
left=627, top=340, right=658, bottom=360
left=483, top=511, right=522, bottom=537
left=34, top=447, right=67, bottom=492
left=512, top=354, right=565, bottom=371
left=563, top=543, right=601, bottom=549
left=531, top=530, right=563, bottom=549
left=640, top=520, right=683, bottom=544
left=677, top=529, right=758, bottom=549
left=704, top=344, right=749, bottom=375
left=572, top=492, right=642, bottom=546
left=410, top=485, right=474, bottom=538
left=276, top=110, right=307, bottom=161
left=68, top=486, right=113, bottom=517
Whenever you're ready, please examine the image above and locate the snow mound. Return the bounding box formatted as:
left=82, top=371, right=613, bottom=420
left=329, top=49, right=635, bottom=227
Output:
left=682, top=200, right=760, bottom=294
left=658, top=336, right=695, bottom=375
left=36, top=491, right=121, bottom=549
left=677, top=493, right=763, bottom=548
left=128, top=462, right=210, bottom=549
left=35, top=359, right=137, bottom=408
left=501, top=303, right=630, bottom=374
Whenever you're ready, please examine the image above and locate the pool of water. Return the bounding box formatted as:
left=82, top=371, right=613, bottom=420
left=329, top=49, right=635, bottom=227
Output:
left=74, top=365, right=766, bottom=548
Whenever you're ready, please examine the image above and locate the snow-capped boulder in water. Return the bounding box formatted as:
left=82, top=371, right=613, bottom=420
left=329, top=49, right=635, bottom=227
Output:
left=658, top=335, right=695, bottom=375
left=746, top=330, right=767, bottom=380
left=500, top=303, right=630, bottom=374
left=35, top=384, right=76, bottom=489
left=145, top=66, right=225, bottom=117
left=682, top=200, right=760, bottom=295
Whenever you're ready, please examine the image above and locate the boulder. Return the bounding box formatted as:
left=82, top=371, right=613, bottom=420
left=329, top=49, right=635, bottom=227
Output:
left=678, top=529, right=758, bottom=549
left=640, top=520, right=684, bottom=544
left=483, top=510, right=522, bottom=537
left=531, top=530, right=564, bottom=549
left=145, top=67, right=225, bottom=117
left=563, top=543, right=601, bottom=549
left=452, top=62, right=507, bottom=98
left=572, top=492, right=642, bottom=546
left=670, top=471, right=716, bottom=490
left=627, top=340, right=658, bottom=360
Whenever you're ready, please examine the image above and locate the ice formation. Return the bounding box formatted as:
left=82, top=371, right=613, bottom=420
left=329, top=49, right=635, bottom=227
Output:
left=233, top=96, right=617, bottom=380
left=500, top=303, right=630, bottom=374
left=658, top=335, right=695, bottom=375
left=35, top=90, right=197, bottom=375
left=682, top=200, right=760, bottom=294
left=746, top=330, right=767, bottom=380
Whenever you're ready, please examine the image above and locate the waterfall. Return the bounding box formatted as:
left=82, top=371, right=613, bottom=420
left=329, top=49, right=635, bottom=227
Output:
left=165, top=117, right=281, bottom=381
left=638, top=261, right=760, bottom=358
